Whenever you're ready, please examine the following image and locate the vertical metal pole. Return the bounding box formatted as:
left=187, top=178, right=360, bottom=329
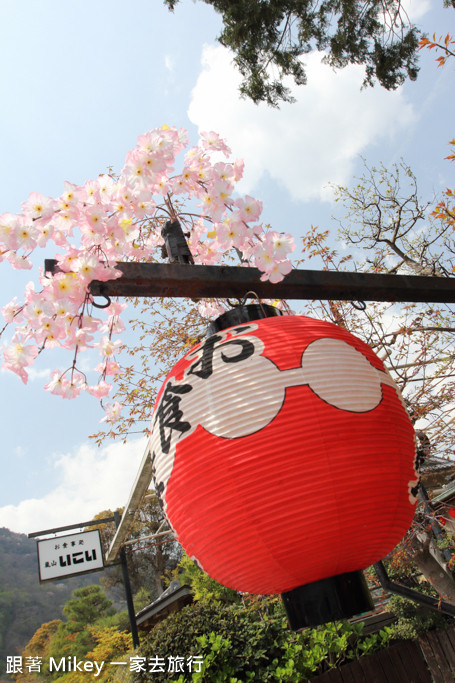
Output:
left=114, top=510, right=140, bottom=648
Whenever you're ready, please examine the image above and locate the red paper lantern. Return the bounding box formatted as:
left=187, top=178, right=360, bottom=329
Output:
left=150, top=307, right=417, bottom=627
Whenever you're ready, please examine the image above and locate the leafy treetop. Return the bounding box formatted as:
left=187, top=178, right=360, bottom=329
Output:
left=165, top=0, right=422, bottom=106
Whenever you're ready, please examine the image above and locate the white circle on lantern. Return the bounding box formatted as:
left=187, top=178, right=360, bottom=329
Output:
left=183, top=348, right=285, bottom=438
left=300, top=338, right=384, bottom=412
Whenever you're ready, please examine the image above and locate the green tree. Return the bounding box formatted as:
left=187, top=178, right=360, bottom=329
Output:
left=62, top=585, right=115, bottom=627
left=14, top=586, right=134, bottom=683
left=89, top=502, right=182, bottom=602
left=165, top=0, right=422, bottom=106
left=177, top=554, right=239, bottom=604
left=40, top=586, right=116, bottom=677
left=72, top=627, right=132, bottom=683
left=14, top=620, right=62, bottom=683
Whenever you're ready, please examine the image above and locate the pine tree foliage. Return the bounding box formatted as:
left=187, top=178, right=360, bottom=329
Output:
left=165, top=0, right=421, bottom=105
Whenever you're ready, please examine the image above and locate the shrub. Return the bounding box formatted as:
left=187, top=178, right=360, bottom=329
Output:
left=133, top=596, right=391, bottom=682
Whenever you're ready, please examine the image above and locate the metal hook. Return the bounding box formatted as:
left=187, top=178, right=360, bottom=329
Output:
left=91, top=294, right=112, bottom=309
left=351, top=300, right=366, bottom=311
left=240, top=291, right=267, bottom=317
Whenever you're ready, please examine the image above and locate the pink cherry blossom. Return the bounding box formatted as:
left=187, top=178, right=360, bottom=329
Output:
left=197, top=300, right=226, bottom=318
left=101, top=401, right=122, bottom=423
left=61, top=377, right=84, bottom=399
left=0, top=212, right=22, bottom=251
left=101, top=314, right=125, bottom=336
left=96, top=174, right=116, bottom=203
left=44, top=370, right=66, bottom=396
left=79, top=207, right=108, bottom=245
left=211, top=179, right=233, bottom=203
left=78, top=179, right=100, bottom=204
left=95, top=360, right=121, bottom=376
left=0, top=125, right=295, bottom=416
left=51, top=272, right=86, bottom=302
left=97, top=336, right=122, bottom=357
left=55, top=248, right=83, bottom=272
left=15, top=218, right=39, bottom=251
left=132, top=192, right=156, bottom=218
left=199, top=191, right=226, bottom=222
left=106, top=301, right=127, bottom=316
left=2, top=297, right=22, bottom=324
left=60, top=181, right=79, bottom=204
left=85, top=380, right=112, bottom=398
left=213, top=162, right=235, bottom=184
left=252, top=243, right=274, bottom=272
left=35, top=220, right=55, bottom=248
left=200, top=131, right=231, bottom=157
left=63, top=326, right=95, bottom=351
left=234, top=196, right=263, bottom=222
left=74, top=254, right=121, bottom=285
left=260, top=259, right=293, bottom=283
left=21, top=192, right=57, bottom=221
left=233, top=159, right=245, bottom=182
left=266, top=231, right=296, bottom=258
left=40, top=320, right=66, bottom=347
left=6, top=251, right=33, bottom=269
left=2, top=342, right=38, bottom=384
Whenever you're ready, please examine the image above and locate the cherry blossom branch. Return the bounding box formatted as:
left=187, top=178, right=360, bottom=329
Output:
left=0, top=126, right=295, bottom=420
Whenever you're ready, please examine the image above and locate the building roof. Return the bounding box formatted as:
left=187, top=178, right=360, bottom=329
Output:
left=135, top=581, right=193, bottom=631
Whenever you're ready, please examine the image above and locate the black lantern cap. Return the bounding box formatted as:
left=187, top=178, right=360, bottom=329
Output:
left=207, top=303, right=282, bottom=335
left=281, top=570, right=373, bottom=631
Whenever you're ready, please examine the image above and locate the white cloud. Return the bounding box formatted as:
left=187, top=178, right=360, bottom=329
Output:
left=188, top=45, right=416, bottom=202
left=0, top=437, right=147, bottom=534
left=27, top=366, right=53, bottom=381
left=403, top=0, right=431, bottom=21
left=164, top=54, right=175, bottom=74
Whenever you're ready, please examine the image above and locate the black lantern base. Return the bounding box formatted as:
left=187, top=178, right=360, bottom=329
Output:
left=281, top=570, right=373, bottom=631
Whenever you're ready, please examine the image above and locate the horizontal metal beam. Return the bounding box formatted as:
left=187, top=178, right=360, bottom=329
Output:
left=28, top=516, right=116, bottom=539
left=121, top=529, right=174, bottom=548
left=44, top=260, right=455, bottom=303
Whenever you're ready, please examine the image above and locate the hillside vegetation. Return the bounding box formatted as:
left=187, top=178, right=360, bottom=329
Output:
left=0, top=528, right=100, bottom=678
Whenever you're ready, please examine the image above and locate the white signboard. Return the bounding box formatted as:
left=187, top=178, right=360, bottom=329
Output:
left=37, top=529, right=104, bottom=582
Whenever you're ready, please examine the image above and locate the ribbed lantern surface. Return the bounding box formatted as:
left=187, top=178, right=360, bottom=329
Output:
left=150, top=315, right=417, bottom=595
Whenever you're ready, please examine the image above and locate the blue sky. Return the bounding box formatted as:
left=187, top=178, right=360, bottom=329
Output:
left=0, top=0, right=453, bottom=533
